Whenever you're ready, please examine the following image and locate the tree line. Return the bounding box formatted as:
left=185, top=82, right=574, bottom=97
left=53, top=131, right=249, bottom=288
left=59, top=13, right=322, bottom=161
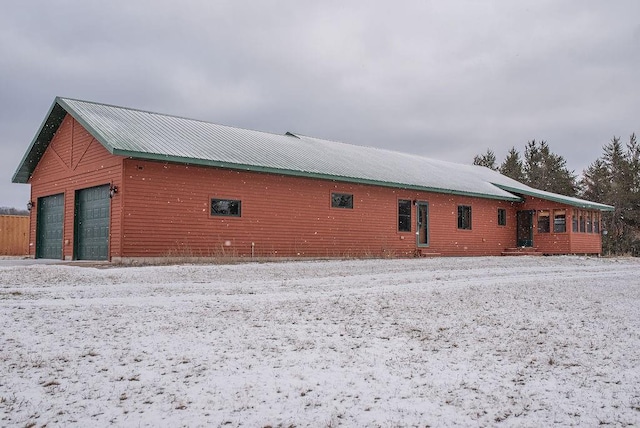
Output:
left=0, top=207, right=29, bottom=216
left=473, top=135, right=639, bottom=256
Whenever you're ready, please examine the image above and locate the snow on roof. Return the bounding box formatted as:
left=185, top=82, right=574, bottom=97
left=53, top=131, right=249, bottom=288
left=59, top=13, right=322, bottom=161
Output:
left=13, top=97, right=614, bottom=211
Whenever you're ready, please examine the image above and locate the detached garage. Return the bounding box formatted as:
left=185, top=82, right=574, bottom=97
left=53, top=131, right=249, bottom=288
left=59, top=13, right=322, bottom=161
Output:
left=13, top=97, right=613, bottom=261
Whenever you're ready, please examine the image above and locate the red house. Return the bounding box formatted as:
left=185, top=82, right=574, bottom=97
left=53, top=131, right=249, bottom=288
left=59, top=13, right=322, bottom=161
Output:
left=12, top=97, right=613, bottom=261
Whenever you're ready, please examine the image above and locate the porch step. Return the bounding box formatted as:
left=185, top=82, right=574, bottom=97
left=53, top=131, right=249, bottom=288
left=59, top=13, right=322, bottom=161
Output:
left=501, top=247, right=543, bottom=256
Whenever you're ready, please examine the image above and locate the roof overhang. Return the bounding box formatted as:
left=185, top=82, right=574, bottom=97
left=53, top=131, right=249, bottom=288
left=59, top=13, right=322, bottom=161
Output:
left=493, top=183, right=615, bottom=212
left=12, top=99, right=68, bottom=183
left=114, top=148, right=524, bottom=203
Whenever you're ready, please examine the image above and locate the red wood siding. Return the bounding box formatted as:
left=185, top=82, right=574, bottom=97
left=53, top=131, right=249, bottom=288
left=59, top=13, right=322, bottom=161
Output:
left=427, top=196, right=516, bottom=255
left=569, top=232, right=603, bottom=254
left=28, top=115, right=124, bottom=259
left=120, top=159, right=520, bottom=258
left=522, top=197, right=602, bottom=255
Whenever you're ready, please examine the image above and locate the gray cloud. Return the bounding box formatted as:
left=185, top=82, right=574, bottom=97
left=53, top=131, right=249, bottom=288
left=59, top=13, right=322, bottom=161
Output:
left=2, top=0, right=639, bottom=208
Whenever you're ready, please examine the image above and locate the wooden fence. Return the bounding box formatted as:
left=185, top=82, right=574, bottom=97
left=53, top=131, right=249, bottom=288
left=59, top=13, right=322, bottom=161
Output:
left=0, top=215, right=29, bottom=256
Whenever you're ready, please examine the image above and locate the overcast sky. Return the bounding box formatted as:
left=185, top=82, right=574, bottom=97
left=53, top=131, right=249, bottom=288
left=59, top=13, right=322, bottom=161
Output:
left=1, top=1, right=639, bottom=208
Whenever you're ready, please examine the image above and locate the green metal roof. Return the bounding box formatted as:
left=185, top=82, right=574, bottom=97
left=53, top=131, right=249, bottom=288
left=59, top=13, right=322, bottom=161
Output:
left=492, top=184, right=614, bottom=211
left=13, top=97, right=614, bottom=211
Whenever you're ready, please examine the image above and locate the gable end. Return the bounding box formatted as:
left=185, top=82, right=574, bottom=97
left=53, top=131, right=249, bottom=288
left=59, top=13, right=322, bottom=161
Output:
left=12, top=101, right=68, bottom=183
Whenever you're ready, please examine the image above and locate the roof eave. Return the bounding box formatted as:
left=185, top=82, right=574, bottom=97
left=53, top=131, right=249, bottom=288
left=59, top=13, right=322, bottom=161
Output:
left=113, top=148, right=523, bottom=203
left=11, top=99, right=68, bottom=183
left=493, top=184, right=615, bottom=211
left=12, top=97, right=121, bottom=184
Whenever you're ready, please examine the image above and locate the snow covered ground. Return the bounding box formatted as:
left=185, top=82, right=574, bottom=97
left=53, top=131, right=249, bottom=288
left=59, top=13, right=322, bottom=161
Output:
left=1, top=256, right=639, bottom=427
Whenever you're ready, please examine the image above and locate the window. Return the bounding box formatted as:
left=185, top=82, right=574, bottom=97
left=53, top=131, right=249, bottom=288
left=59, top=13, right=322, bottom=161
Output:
left=553, top=210, right=566, bottom=233
left=579, top=211, right=586, bottom=232
left=572, top=209, right=578, bottom=232
left=594, top=213, right=600, bottom=234
left=537, top=210, right=550, bottom=233
left=211, top=198, right=241, bottom=217
left=497, top=208, right=507, bottom=226
left=331, top=193, right=353, bottom=209
left=398, top=199, right=412, bottom=232
left=457, top=205, right=472, bottom=230
left=586, top=212, right=593, bottom=233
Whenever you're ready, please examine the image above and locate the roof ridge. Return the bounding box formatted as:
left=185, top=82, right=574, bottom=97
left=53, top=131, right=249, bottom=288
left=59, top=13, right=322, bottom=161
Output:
left=58, top=96, right=294, bottom=140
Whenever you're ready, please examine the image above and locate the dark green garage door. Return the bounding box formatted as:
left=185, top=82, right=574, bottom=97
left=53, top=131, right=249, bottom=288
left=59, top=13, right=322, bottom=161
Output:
left=36, top=193, right=64, bottom=259
left=75, top=185, right=110, bottom=260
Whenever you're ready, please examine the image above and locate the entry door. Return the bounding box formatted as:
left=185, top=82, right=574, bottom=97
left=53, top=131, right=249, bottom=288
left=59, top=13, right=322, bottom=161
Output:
left=75, top=185, right=110, bottom=260
left=36, top=193, right=64, bottom=259
left=417, top=202, right=429, bottom=246
left=516, top=210, right=534, bottom=247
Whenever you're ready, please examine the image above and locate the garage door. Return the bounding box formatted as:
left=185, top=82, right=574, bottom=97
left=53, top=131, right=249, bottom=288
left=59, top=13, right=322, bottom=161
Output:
left=36, top=193, right=64, bottom=259
left=75, top=185, right=110, bottom=260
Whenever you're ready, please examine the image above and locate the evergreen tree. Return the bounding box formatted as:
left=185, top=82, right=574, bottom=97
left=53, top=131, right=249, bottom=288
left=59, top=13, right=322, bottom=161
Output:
left=523, top=140, right=545, bottom=188
left=523, top=140, right=577, bottom=196
left=581, top=158, right=610, bottom=203
left=624, top=133, right=640, bottom=230
left=474, top=141, right=577, bottom=195
left=580, top=134, right=640, bottom=255
left=499, top=147, right=525, bottom=182
left=546, top=150, right=578, bottom=196
left=473, top=149, right=498, bottom=170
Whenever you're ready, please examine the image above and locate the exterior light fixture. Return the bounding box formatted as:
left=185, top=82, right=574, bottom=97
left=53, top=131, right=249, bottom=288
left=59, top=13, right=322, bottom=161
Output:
left=27, top=200, right=34, bottom=211
left=109, top=185, right=118, bottom=198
